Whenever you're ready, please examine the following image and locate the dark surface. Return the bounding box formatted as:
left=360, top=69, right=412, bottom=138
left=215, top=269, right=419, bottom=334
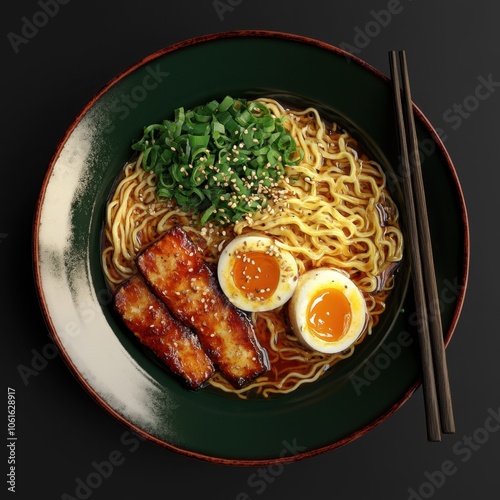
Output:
left=1, top=1, right=498, bottom=499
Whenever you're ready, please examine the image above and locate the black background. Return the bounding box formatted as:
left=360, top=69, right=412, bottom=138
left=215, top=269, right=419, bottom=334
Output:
left=2, top=1, right=499, bottom=499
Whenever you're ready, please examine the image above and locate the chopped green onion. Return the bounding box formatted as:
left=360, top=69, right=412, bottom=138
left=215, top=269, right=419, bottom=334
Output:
left=131, top=96, right=302, bottom=225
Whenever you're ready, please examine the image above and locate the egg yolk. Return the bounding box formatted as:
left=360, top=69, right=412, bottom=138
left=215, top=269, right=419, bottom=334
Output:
left=232, top=251, right=280, bottom=300
left=306, top=288, right=352, bottom=342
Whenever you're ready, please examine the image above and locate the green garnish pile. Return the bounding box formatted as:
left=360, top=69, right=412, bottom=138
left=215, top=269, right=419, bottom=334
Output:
left=131, top=96, right=303, bottom=225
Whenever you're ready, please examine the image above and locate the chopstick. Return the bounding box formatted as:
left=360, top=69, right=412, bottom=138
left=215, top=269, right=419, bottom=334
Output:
left=388, top=50, right=455, bottom=441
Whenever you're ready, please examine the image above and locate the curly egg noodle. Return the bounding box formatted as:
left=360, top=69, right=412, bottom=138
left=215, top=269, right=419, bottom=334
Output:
left=102, top=98, right=404, bottom=398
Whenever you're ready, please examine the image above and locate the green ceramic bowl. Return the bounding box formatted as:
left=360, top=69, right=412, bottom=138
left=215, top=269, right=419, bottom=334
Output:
left=33, top=31, right=469, bottom=464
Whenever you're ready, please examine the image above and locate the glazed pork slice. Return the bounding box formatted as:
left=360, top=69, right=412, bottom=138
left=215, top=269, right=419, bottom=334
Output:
left=113, top=273, right=215, bottom=390
left=136, top=226, right=269, bottom=389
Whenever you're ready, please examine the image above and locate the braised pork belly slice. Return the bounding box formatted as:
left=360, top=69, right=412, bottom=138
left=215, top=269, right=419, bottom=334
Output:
left=137, top=226, right=269, bottom=389
left=113, top=274, right=215, bottom=390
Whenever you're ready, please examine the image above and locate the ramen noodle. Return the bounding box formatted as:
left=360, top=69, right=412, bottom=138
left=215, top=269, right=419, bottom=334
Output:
left=102, top=97, right=404, bottom=398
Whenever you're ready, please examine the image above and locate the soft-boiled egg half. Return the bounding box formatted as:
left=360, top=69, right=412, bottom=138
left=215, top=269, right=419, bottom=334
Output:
left=217, top=234, right=299, bottom=312
left=289, top=268, right=368, bottom=354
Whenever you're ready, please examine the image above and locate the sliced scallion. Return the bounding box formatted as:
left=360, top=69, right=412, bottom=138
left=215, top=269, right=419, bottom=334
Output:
left=131, top=96, right=302, bottom=225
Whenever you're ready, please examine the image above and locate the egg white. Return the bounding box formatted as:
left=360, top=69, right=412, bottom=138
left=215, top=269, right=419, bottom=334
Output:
left=217, top=234, right=299, bottom=312
left=288, top=268, right=367, bottom=354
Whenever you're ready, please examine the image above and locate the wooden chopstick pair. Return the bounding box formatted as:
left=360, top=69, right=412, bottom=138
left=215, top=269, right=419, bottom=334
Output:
left=388, top=51, right=455, bottom=441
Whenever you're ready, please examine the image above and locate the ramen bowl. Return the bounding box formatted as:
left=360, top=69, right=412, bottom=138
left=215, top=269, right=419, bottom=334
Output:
left=33, top=31, right=469, bottom=464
